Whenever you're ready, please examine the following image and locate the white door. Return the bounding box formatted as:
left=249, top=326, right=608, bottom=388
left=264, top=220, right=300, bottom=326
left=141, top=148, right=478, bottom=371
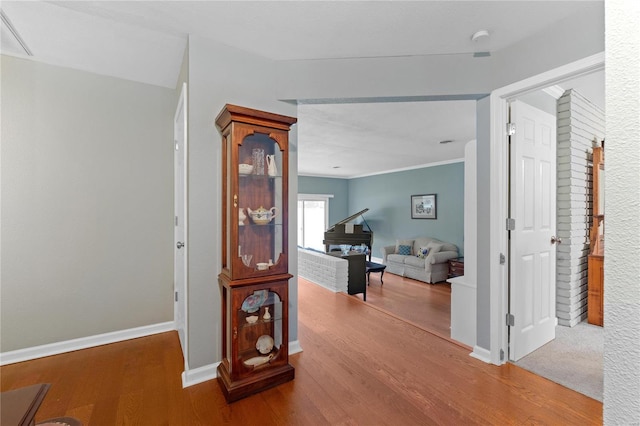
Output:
left=509, top=100, right=557, bottom=361
left=174, top=83, right=188, bottom=354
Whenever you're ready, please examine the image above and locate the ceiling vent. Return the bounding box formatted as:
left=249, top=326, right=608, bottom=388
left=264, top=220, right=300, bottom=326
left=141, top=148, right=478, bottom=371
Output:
left=1, top=9, right=33, bottom=56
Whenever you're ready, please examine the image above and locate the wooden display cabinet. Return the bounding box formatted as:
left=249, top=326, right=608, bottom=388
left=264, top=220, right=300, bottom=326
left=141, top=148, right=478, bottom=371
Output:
left=215, top=104, right=296, bottom=402
left=588, top=145, right=604, bottom=326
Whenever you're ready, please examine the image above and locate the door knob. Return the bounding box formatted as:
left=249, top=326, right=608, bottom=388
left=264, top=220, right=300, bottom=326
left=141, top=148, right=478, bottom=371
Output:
left=176, top=241, right=185, bottom=249
left=550, top=236, right=562, bottom=245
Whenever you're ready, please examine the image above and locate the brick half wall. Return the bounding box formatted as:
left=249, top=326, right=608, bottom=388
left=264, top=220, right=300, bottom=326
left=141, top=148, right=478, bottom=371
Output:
left=298, top=248, right=348, bottom=293
left=556, top=89, right=604, bottom=327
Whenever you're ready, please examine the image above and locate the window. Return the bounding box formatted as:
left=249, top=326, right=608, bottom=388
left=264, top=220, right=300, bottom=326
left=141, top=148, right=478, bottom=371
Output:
left=298, top=194, right=332, bottom=251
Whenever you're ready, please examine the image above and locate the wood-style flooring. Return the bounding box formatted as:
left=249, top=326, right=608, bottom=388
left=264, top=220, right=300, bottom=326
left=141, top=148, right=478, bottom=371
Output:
left=354, top=271, right=453, bottom=341
left=1, top=276, right=602, bottom=425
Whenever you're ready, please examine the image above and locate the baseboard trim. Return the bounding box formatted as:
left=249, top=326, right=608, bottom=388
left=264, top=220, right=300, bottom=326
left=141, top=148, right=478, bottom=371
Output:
left=181, top=340, right=303, bottom=388
left=0, top=321, right=175, bottom=366
left=289, top=339, right=303, bottom=355
left=182, top=362, right=219, bottom=388
left=470, top=345, right=492, bottom=363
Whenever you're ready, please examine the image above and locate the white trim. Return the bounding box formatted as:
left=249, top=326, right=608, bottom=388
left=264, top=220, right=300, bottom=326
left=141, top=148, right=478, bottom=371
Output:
left=493, top=52, right=604, bottom=101
left=541, top=85, right=566, bottom=100
left=349, top=157, right=465, bottom=179
left=470, top=345, right=492, bottom=363
left=180, top=340, right=303, bottom=388
left=1, top=10, right=33, bottom=56
left=174, top=81, right=189, bottom=370
left=289, top=340, right=303, bottom=355
left=488, top=52, right=605, bottom=365
left=298, top=193, right=334, bottom=200
left=0, top=321, right=175, bottom=366
left=489, top=91, right=510, bottom=366
left=182, top=362, right=219, bottom=388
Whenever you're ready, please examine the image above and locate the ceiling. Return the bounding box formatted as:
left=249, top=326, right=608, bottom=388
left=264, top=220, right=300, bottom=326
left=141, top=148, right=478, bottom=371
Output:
left=298, top=100, right=477, bottom=178
left=1, top=1, right=604, bottom=178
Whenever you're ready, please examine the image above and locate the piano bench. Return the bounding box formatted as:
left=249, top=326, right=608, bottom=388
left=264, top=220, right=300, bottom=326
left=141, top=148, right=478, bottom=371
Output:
left=366, top=261, right=386, bottom=285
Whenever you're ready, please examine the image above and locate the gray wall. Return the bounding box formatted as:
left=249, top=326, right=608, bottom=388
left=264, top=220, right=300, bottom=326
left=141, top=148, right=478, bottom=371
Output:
left=349, top=164, right=464, bottom=257
left=298, top=176, right=349, bottom=226
left=185, top=35, right=298, bottom=369
left=490, top=4, right=604, bottom=89
left=299, top=162, right=465, bottom=258
left=1, top=55, right=175, bottom=351
left=277, top=5, right=603, bottom=103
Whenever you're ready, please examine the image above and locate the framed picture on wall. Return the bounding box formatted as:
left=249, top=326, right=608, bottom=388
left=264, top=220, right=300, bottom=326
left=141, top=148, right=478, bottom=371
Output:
left=411, top=194, right=437, bottom=219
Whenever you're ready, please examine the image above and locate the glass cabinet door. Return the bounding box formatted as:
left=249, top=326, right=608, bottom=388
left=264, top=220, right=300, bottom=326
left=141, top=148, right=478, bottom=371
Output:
left=236, top=288, right=284, bottom=374
left=233, top=129, right=287, bottom=279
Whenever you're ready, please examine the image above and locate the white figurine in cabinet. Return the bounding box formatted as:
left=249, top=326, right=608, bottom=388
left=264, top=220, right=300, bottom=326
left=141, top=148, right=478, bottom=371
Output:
left=266, top=155, right=277, bottom=176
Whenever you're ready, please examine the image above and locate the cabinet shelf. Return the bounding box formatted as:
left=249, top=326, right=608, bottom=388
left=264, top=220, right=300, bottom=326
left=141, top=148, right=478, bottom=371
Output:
left=239, top=223, right=283, bottom=228
left=239, top=174, right=282, bottom=179
left=240, top=318, right=279, bottom=328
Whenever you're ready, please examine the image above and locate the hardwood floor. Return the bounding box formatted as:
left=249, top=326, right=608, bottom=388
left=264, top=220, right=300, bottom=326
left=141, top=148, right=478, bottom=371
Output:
left=354, top=271, right=453, bottom=341
left=1, top=278, right=602, bottom=425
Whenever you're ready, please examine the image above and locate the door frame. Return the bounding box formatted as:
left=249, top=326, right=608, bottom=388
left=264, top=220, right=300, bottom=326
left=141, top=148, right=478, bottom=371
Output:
left=487, top=52, right=604, bottom=365
left=174, top=82, right=189, bottom=365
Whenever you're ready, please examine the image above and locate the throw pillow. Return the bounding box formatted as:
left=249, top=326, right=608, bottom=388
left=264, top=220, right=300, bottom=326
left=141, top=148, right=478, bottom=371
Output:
left=395, top=239, right=414, bottom=254
left=397, top=245, right=412, bottom=256
left=416, top=247, right=430, bottom=259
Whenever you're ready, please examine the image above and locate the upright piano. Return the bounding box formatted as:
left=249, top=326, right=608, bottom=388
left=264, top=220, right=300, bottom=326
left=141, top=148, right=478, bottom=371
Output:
left=323, top=208, right=373, bottom=261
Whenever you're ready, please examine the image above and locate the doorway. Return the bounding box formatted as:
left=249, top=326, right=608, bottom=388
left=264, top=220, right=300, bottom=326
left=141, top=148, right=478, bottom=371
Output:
left=298, top=194, right=332, bottom=252
left=487, top=52, right=605, bottom=366
left=493, top=60, right=605, bottom=400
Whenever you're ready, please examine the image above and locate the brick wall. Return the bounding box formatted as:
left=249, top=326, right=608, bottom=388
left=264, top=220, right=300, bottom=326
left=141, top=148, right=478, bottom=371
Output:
left=556, top=89, right=604, bottom=327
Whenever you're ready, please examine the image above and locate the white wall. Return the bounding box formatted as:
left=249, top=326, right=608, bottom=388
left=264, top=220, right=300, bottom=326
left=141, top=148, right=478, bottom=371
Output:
left=604, top=1, right=640, bottom=423
left=1, top=55, right=175, bottom=351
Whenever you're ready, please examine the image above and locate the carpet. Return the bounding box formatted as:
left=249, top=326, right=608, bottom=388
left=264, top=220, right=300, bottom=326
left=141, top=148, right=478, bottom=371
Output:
left=515, top=321, right=603, bottom=401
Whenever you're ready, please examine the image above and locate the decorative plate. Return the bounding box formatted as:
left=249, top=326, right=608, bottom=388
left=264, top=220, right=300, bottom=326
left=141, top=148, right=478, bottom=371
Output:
left=241, top=290, right=267, bottom=313
left=256, top=335, right=274, bottom=354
